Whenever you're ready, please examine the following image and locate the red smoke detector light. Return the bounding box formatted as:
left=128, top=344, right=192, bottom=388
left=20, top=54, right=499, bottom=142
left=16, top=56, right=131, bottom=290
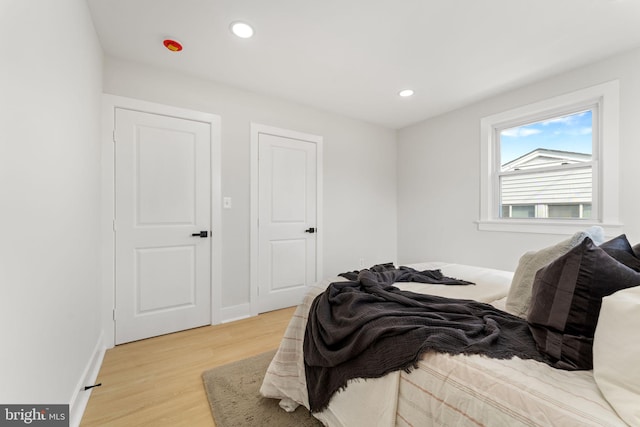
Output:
left=163, top=39, right=183, bottom=52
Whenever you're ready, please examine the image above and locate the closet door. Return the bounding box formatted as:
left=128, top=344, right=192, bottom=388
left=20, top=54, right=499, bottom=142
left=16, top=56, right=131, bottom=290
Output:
left=255, top=127, right=321, bottom=313
left=114, top=108, right=211, bottom=344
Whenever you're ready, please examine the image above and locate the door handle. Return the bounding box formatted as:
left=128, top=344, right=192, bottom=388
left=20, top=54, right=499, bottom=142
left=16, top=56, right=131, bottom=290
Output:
left=304, top=227, right=316, bottom=234
left=191, top=231, right=209, bottom=238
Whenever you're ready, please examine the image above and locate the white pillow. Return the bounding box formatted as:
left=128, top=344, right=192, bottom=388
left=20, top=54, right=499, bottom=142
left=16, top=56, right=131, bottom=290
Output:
left=593, top=285, right=640, bottom=426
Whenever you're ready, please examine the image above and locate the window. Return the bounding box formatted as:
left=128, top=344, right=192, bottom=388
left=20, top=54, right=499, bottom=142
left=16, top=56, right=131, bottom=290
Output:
left=502, top=204, right=535, bottom=218
left=479, top=81, right=621, bottom=235
left=499, top=109, right=594, bottom=220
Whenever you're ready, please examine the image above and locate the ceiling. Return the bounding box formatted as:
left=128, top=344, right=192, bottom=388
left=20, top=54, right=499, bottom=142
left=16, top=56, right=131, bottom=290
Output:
left=87, top=0, right=640, bottom=129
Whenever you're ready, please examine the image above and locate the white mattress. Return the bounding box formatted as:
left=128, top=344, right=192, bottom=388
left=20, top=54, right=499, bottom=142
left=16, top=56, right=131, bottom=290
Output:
left=260, top=262, right=624, bottom=426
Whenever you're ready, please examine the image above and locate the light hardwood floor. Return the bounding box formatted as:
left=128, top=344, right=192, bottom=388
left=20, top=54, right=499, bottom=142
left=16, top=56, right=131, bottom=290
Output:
left=80, top=307, right=296, bottom=427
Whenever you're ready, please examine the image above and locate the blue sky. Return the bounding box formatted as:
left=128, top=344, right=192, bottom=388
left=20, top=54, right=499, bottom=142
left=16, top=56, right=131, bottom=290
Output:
left=500, top=110, right=592, bottom=165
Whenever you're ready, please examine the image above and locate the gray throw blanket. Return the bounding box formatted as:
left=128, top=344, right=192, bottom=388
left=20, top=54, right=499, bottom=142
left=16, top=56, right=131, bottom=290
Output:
left=338, top=262, right=476, bottom=285
left=303, top=267, right=549, bottom=412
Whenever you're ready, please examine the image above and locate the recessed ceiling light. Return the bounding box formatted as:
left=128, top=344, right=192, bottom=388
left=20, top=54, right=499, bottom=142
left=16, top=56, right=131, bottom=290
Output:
left=230, top=21, right=254, bottom=39
left=399, top=89, right=414, bottom=97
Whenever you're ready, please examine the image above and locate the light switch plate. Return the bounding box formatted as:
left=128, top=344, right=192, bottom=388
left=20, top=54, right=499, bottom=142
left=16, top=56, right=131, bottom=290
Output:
left=223, top=197, right=232, bottom=209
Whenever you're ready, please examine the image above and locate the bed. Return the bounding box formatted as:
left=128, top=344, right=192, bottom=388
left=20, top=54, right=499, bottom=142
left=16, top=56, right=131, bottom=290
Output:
left=261, top=237, right=639, bottom=427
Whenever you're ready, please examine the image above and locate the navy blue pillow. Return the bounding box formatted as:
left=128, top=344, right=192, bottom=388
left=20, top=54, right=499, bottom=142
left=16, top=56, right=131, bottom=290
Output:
left=528, top=237, right=640, bottom=370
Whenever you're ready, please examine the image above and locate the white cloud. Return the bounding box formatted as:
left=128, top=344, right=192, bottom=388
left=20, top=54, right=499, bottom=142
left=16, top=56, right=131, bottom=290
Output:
left=501, top=127, right=542, bottom=137
left=541, top=110, right=589, bottom=126
left=541, top=116, right=574, bottom=126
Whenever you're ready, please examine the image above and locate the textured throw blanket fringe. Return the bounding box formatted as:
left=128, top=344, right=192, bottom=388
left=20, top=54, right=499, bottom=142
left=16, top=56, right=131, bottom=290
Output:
left=303, top=266, right=549, bottom=412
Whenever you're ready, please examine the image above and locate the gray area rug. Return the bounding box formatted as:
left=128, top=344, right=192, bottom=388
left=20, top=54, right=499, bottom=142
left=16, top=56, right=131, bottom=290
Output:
left=202, top=350, right=322, bottom=426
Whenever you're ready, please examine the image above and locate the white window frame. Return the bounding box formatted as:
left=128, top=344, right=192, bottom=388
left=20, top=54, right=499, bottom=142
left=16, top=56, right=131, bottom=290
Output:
left=478, top=80, right=622, bottom=235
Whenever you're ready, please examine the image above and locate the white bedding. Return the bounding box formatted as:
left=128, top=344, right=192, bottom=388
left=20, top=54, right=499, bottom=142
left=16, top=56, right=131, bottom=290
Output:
left=260, top=262, right=624, bottom=426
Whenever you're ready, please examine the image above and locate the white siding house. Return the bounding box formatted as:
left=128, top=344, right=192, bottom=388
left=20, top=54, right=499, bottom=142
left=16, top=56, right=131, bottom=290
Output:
left=500, top=149, right=592, bottom=219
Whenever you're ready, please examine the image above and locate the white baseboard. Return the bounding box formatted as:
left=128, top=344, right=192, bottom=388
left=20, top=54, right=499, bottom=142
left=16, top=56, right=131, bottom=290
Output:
left=69, top=332, right=106, bottom=427
left=220, top=303, right=252, bottom=323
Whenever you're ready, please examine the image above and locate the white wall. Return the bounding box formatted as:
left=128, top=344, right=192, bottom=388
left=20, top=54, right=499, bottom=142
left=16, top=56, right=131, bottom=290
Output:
left=102, top=57, right=398, bottom=310
left=397, top=47, right=640, bottom=271
left=0, top=0, right=103, bottom=419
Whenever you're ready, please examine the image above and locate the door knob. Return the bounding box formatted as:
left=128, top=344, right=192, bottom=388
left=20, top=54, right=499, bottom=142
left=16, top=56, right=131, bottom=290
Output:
left=191, top=231, right=209, bottom=238
left=305, top=227, right=316, bottom=233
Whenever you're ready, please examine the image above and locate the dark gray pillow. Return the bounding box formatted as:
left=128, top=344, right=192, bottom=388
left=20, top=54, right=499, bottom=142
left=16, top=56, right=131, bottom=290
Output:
left=527, top=237, right=640, bottom=370
left=505, top=227, right=604, bottom=318
left=632, top=242, right=640, bottom=260
left=600, top=234, right=640, bottom=272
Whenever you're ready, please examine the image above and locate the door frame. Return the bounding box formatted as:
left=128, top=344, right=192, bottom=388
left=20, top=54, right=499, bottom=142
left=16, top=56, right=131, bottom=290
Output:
left=249, top=123, right=323, bottom=316
left=101, top=94, right=222, bottom=348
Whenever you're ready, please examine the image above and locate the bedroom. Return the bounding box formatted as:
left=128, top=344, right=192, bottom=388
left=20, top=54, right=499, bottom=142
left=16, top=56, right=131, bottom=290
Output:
left=1, top=0, right=640, bottom=426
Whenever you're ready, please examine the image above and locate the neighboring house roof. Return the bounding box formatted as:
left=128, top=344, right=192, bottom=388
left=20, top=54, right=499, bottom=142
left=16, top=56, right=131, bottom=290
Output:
left=502, top=148, right=591, bottom=172
left=501, top=148, right=592, bottom=205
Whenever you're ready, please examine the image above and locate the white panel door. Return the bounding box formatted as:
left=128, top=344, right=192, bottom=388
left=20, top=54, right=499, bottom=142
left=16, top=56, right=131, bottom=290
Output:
left=258, top=133, right=317, bottom=313
left=114, top=108, right=211, bottom=344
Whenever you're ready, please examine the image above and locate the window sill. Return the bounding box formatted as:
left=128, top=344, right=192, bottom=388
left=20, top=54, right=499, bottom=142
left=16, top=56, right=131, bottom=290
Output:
left=476, top=220, right=623, bottom=236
